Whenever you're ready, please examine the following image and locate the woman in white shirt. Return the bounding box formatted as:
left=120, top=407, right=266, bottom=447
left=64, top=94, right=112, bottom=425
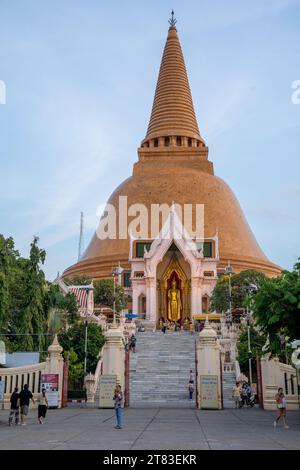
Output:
left=38, top=388, right=48, bottom=424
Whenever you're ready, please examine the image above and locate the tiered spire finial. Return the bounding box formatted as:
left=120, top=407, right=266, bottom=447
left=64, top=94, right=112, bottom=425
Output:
left=168, top=10, right=177, bottom=27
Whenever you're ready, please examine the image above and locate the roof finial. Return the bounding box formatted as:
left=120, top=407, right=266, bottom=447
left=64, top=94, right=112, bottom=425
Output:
left=168, top=10, right=177, bottom=27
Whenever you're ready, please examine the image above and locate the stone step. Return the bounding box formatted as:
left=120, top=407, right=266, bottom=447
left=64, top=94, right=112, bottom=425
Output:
left=129, top=331, right=195, bottom=407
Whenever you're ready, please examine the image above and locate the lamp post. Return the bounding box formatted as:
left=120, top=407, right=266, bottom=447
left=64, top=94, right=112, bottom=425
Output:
left=225, top=262, right=233, bottom=324
left=84, top=286, right=90, bottom=377
left=245, top=283, right=257, bottom=386
left=246, top=302, right=253, bottom=386
left=111, top=264, right=124, bottom=326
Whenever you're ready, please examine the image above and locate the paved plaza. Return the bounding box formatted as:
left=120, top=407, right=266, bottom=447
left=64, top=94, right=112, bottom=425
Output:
left=0, top=407, right=299, bottom=450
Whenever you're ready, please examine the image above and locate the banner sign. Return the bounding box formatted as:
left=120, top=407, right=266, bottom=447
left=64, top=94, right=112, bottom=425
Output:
left=200, top=375, right=219, bottom=409
left=99, top=375, right=117, bottom=408
left=41, top=374, right=59, bottom=408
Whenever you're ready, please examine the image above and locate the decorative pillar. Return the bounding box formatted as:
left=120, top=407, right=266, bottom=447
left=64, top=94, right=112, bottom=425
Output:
left=170, top=136, right=176, bottom=146
left=196, top=317, right=222, bottom=409
left=45, top=334, right=64, bottom=408
left=84, top=372, right=96, bottom=403
left=145, top=277, right=156, bottom=324
left=191, top=277, right=202, bottom=316
left=132, top=282, right=139, bottom=316
left=102, top=324, right=125, bottom=391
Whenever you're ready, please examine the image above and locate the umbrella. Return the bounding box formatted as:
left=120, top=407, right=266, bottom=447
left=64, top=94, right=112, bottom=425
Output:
left=126, top=313, right=138, bottom=318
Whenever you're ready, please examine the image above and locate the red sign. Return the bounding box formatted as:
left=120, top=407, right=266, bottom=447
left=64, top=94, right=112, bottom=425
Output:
left=41, top=374, right=59, bottom=391
left=41, top=374, right=59, bottom=407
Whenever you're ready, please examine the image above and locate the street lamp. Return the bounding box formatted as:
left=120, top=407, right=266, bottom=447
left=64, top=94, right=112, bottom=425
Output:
left=244, top=284, right=257, bottom=386
left=225, top=262, right=233, bottom=324
left=111, top=264, right=124, bottom=326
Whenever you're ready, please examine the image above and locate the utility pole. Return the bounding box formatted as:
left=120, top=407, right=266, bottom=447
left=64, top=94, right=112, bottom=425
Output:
left=84, top=286, right=90, bottom=377
left=78, top=211, right=84, bottom=261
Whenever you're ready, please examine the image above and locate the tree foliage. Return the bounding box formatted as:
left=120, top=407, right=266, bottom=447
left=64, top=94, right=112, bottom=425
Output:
left=237, top=324, right=266, bottom=374
left=0, top=234, right=79, bottom=353
left=252, top=261, right=300, bottom=356
left=45, top=284, right=79, bottom=327
left=64, top=275, right=91, bottom=286
left=59, top=322, right=105, bottom=378
left=1, top=236, right=48, bottom=351
left=211, top=270, right=266, bottom=312
left=94, top=278, right=128, bottom=312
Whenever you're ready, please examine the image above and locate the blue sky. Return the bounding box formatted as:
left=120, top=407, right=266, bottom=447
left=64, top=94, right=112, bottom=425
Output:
left=0, top=0, right=299, bottom=280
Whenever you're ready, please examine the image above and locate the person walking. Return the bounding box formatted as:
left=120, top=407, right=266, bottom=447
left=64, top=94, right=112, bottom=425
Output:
left=162, top=320, right=167, bottom=334
left=113, top=384, right=123, bottom=429
left=130, top=334, right=137, bottom=353
left=188, top=382, right=194, bottom=401
left=274, top=387, right=289, bottom=429
left=240, top=383, right=248, bottom=407
left=189, top=369, right=194, bottom=384
left=8, top=387, right=20, bottom=426
left=38, top=388, right=48, bottom=424
left=232, top=382, right=241, bottom=409
left=19, top=384, right=35, bottom=426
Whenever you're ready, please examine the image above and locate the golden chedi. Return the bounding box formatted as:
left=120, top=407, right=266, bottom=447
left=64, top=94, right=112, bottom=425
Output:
left=64, top=19, right=280, bottom=286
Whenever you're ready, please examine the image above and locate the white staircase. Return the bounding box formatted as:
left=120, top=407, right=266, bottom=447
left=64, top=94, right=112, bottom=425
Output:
left=129, top=330, right=196, bottom=408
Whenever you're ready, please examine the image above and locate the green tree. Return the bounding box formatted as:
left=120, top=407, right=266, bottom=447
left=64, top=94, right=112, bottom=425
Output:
left=12, top=237, right=47, bottom=351
left=94, top=278, right=128, bottom=312
left=253, top=260, right=300, bottom=357
left=64, top=275, right=91, bottom=286
left=59, top=322, right=105, bottom=376
left=48, top=308, right=65, bottom=335
left=237, top=325, right=266, bottom=374
left=45, top=284, right=79, bottom=327
left=211, top=270, right=266, bottom=312
left=64, top=348, right=84, bottom=388
left=0, top=235, right=19, bottom=338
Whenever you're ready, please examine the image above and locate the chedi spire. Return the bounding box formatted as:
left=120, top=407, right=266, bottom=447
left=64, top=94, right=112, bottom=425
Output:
left=142, top=13, right=205, bottom=148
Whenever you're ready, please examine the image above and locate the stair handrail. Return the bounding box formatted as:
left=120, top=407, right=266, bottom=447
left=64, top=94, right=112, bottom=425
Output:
left=235, top=359, right=241, bottom=380
left=92, top=354, right=103, bottom=394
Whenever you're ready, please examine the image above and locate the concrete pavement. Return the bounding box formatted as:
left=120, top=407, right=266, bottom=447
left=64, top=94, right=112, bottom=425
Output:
left=0, top=406, right=299, bottom=450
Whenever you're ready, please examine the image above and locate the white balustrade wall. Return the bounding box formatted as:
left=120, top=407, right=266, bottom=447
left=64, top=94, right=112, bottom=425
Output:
left=0, top=335, right=64, bottom=409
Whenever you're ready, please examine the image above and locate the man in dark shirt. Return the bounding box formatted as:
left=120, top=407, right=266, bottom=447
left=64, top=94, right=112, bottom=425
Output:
left=19, top=384, right=35, bottom=426
left=8, top=387, right=20, bottom=426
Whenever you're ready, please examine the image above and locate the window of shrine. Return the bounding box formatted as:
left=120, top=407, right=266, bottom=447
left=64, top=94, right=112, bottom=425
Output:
left=196, top=241, right=213, bottom=257
left=203, top=241, right=213, bottom=257
left=204, top=271, right=214, bottom=277
left=135, top=242, right=152, bottom=258
left=123, top=271, right=132, bottom=288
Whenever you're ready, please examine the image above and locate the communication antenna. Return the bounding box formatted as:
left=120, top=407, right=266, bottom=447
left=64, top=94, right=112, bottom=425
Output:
left=78, top=211, right=84, bottom=261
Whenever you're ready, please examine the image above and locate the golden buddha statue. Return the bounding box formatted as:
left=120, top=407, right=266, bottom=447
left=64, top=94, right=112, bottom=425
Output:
left=167, top=279, right=181, bottom=322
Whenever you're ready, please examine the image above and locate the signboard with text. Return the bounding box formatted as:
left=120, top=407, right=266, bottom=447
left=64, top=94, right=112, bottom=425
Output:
left=200, top=375, right=219, bottom=409
left=99, top=375, right=117, bottom=408
left=41, top=374, right=59, bottom=408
